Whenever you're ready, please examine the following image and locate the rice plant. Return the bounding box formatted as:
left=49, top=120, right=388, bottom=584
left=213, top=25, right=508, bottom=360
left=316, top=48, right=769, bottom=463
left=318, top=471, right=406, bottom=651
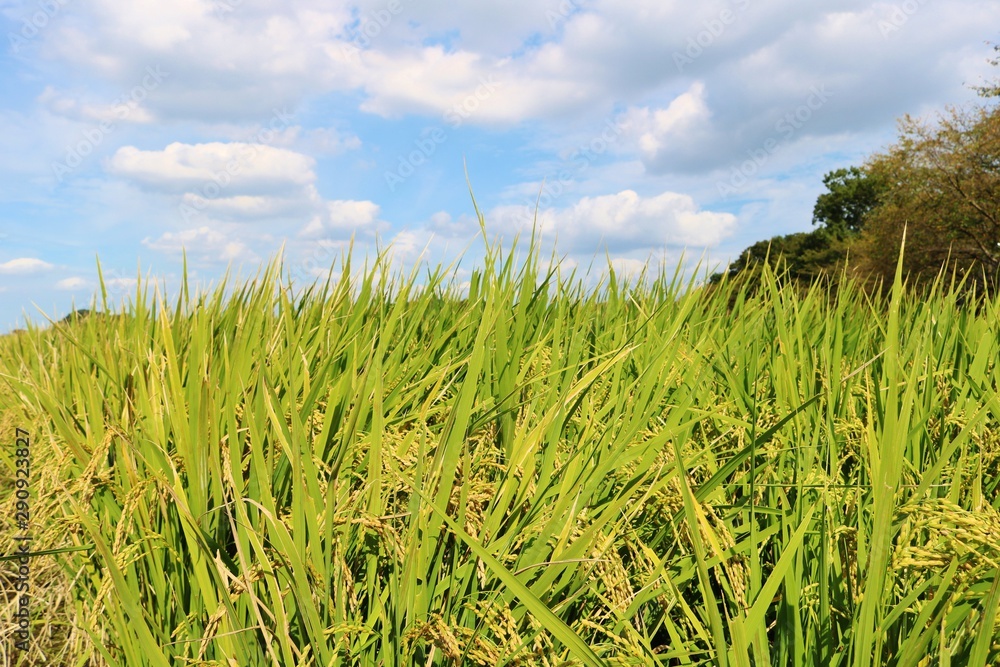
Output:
left=0, top=219, right=998, bottom=666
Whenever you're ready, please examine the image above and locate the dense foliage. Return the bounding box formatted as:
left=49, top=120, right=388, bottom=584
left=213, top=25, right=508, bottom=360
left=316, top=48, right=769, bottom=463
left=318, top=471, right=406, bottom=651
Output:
left=860, top=104, right=1000, bottom=289
left=811, top=167, right=887, bottom=236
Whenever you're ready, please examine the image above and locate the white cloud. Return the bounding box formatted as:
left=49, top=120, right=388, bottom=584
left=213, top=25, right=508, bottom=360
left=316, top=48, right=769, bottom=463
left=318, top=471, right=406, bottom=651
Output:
left=205, top=123, right=362, bottom=156
left=108, top=141, right=316, bottom=195
left=326, top=199, right=381, bottom=229
left=56, top=277, right=90, bottom=290
left=300, top=199, right=385, bottom=237
left=142, top=225, right=254, bottom=263
left=27, top=0, right=999, bottom=146
left=38, top=85, right=158, bottom=124
left=178, top=190, right=320, bottom=221
left=42, top=1, right=356, bottom=121
left=620, top=82, right=714, bottom=164
left=35, top=0, right=593, bottom=123
left=0, top=258, right=54, bottom=274
left=107, top=142, right=381, bottom=238
left=350, top=0, right=576, bottom=55
left=386, top=229, right=428, bottom=262
left=490, top=189, right=737, bottom=254
left=356, top=48, right=580, bottom=124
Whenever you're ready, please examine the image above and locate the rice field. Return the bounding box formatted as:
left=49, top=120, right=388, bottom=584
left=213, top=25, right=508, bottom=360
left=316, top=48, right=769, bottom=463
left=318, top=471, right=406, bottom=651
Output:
left=1, top=226, right=999, bottom=666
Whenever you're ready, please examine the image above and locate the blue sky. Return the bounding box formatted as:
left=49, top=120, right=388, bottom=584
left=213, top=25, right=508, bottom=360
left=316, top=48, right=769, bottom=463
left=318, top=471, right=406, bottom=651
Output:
left=1, top=0, right=998, bottom=331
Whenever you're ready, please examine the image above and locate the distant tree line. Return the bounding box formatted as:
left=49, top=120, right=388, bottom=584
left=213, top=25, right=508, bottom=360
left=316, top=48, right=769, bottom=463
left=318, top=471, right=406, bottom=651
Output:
left=712, top=44, right=1000, bottom=295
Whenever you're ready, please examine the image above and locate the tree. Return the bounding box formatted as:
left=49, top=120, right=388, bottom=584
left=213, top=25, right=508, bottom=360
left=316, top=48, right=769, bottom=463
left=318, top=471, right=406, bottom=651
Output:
left=859, top=103, right=1000, bottom=289
left=812, top=167, right=887, bottom=235
left=709, top=227, right=853, bottom=286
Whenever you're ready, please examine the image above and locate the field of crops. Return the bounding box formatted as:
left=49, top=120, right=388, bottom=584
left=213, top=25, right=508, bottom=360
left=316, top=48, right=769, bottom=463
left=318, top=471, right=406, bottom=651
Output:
left=1, top=231, right=999, bottom=666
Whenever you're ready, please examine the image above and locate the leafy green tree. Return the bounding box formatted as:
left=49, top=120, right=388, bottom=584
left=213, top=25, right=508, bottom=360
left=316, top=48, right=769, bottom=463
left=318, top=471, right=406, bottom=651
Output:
left=710, top=227, right=852, bottom=286
left=812, top=167, right=887, bottom=235
left=859, top=103, right=1000, bottom=289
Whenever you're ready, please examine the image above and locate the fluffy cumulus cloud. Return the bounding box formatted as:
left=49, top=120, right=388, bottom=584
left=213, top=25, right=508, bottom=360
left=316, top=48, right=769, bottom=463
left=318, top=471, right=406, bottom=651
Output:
left=25, top=0, right=585, bottom=124
left=8, top=0, right=997, bottom=218
left=34, top=1, right=357, bottom=122
left=108, top=141, right=315, bottom=195
left=37, top=76, right=164, bottom=125
left=0, top=258, right=54, bottom=274
left=348, top=0, right=577, bottom=55
left=142, top=225, right=254, bottom=263
left=618, top=82, right=716, bottom=169
left=608, top=1, right=1000, bottom=174
left=355, top=48, right=598, bottom=125
left=55, top=277, right=89, bottom=290
left=300, top=199, right=384, bottom=236
left=106, top=140, right=385, bottom=261
left=489, top=189, right=736, bottom=254
left=107, top=141, right=324, bottom=228
left=25, top=0, right=999, bottom=144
